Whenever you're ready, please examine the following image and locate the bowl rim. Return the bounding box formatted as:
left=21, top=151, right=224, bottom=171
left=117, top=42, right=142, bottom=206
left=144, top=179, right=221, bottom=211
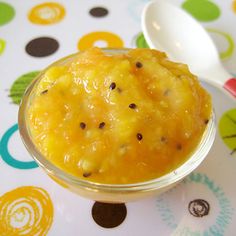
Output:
left=18, top=48, right=216, bottom=193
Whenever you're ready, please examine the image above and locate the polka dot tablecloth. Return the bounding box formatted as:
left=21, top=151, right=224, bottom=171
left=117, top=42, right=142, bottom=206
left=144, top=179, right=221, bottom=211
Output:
left=0, top=0, right=236, bottom=235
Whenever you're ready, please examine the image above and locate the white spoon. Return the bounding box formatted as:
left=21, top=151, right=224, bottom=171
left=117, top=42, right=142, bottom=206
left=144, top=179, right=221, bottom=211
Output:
left=141, top=0, right=236, bottom=98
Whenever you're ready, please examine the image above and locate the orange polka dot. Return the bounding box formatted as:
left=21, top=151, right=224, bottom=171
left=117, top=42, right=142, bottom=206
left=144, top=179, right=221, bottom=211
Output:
left=78, top=31, right=124, bottom=51
left=232, top=0, right=236, bottom=13
left=28, top=2, right=65, bottom=25
left=0, top=186, right=53, bottom=235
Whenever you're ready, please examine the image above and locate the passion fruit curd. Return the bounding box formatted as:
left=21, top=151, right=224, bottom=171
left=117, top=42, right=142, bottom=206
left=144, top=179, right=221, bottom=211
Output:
left=27, top=48, right=212, bottom=184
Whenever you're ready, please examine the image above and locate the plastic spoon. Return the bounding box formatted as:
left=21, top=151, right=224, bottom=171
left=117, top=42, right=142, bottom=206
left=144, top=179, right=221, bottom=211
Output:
left=141, top=0, right=236, bottom=98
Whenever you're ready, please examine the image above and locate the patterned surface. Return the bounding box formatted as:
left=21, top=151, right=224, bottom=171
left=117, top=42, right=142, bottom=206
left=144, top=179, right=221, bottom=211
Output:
left=0, top=0, right=235, bottom=235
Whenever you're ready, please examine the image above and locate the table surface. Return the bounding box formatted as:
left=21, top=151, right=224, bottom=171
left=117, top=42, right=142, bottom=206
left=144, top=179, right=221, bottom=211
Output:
left=0, top=0, right=236, bottom=235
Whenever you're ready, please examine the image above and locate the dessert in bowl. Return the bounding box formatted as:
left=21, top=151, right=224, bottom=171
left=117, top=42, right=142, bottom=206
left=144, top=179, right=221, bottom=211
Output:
left=18, top=48, right=215, bottom=202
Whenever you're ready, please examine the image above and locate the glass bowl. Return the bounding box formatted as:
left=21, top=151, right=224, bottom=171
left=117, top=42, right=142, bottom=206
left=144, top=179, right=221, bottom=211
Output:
left=18, top=48, right=216, bottom=203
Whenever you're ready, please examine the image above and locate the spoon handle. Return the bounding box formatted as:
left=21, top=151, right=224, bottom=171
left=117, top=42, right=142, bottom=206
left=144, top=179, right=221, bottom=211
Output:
left=224, top=78, right=236, bottom=98
left=199, top=63, right=236, bottom=98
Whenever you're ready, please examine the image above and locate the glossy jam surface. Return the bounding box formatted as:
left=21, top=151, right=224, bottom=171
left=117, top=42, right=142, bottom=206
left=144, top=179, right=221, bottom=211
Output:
left=28, top=48, right=212, bottom=184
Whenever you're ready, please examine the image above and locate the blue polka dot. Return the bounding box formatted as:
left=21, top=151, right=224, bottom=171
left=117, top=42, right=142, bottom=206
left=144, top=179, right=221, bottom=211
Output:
left=0, top=124, right=38, bottom=169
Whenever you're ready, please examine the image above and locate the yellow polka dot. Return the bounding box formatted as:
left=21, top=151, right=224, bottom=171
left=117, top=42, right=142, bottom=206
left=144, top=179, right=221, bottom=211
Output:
left=233, top=0, right=236, bottom=13
left=0, top=186, right=53, bottom=235
left=28, top=2, right=65, bottom=25
left=78, top=31, right=124, bottom=51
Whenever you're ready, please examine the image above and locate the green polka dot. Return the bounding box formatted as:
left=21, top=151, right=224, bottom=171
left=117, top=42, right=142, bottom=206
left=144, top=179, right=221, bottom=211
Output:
left=136, top=33, right=149, bottom=48
left=182, top=0, right=220, bottom=22
left=0, top=38, right=6, bottom=54
left=219, top=109, right=236, bottom=155
left=10, top=71, right=40, bottom=105
left=0, top=2, right=15, bottom=26
left=207, top=29, right=235, bottom=60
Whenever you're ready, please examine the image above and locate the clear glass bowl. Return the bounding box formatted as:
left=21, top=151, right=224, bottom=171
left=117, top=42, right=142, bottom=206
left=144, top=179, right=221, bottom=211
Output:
left=18, top=48, right=216, bottom=203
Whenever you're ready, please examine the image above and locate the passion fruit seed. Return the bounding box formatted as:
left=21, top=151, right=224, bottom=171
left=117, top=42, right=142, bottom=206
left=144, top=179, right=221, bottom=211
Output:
left=41, top=89, right=48, bottom=95
left=176, top=144, right=182, bottom=150
left=83, top=172, right=91, bottom=177
left=164, top=89, right=170, bottom=96
left=178, top=75, right=185, bottom=79
left=129, top=103, right=137, bottom=109
left=137, top=133, right=143, bottom=141
left=80, top=122, right=86, bottom=129
left=161, top=136, right=166, bottom=142
left=136, top=61, right=143, bottom=68
left=99, top=122, right=105, bottom=129
left=109, top=82, right=116, bottom=90
left=204, top=119, right=209, bottom=124
left=117, top=87, right=122, bottom=93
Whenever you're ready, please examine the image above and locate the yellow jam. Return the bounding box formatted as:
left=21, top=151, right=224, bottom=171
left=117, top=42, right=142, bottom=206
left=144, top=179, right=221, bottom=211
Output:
left=28, top=48, right=212, bottom=184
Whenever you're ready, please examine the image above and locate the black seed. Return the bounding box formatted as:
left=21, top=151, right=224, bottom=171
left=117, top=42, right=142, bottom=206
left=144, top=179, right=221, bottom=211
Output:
left=83, top=172, right=91, bottom=177
left=137, top=133, right=143, bottom=141
left=136, top=61, right=143, bottom=68
left=80, top=122, right=86, bottom=129
left=163, top=89, right=170, bottom=96
left=120, top=144, right=127, bottom=149
left=204, top=119, right=209, bottom=125
left=161, top=136, right=166, bottom=142
left=41, top=89, right=48, bottom=94
left=109, top=82, right=116, bottom=90
left=129, top=103, right=136, bottom=109
left=178, top=75, right=184, bottom=79
left=176, top=144, right=182, bottom=150
left=99, top=122, right=105, bottom=129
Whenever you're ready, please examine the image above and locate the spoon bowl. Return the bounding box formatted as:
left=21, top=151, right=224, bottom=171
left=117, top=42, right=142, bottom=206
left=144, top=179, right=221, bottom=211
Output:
left=142, top=0, right=236, bottom=98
